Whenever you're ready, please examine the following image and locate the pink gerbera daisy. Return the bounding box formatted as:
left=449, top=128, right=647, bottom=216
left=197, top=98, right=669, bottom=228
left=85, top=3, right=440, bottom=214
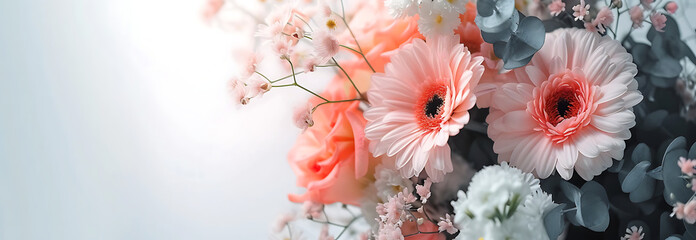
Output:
left=486, top=28, right=642, bottom=180
left=364, top=35, right=484, bottom=182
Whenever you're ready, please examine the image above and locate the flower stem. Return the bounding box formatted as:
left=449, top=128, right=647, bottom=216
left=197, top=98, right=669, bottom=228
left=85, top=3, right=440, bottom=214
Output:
left=311, top=98, right=362, bottom=112
left=340, top=44, right=376, bottom=73
left=271, top=71, right=306, bottom=83
left=255, top=71, right=271, bottom=83
left=332, top=57, right=362, bottom=96
left=286, top=59, right=329, bottom=102
left=335, top=215, right=361, bottom=239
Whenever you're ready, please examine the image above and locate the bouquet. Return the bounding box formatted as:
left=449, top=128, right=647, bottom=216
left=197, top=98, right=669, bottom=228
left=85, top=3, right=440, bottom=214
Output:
left=204, top=0, right=696, bottom=239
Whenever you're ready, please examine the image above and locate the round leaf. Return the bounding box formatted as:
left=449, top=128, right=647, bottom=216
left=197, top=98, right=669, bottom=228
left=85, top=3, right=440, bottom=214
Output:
left=622, top=161, right=651, bottom=193
left=475, top=0, right=516, bottom=32
left=662, top=211, right=680, bottom=240
left=477, top=0, right=496, bottom=17
left=662, top=148, right=691, bottom=205
left=632, top=143, right=652, bottom=164
left=543, top=203, right=566, bottom=240
left=629, top=176, right=656, bottom=203
left=641, top=110, right=668, bottom=132
left=579, top=193, right=610, bottom=231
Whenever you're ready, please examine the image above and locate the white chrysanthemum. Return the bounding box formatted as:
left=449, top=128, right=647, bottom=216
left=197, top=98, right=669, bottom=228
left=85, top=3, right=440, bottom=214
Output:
left=522, top=190, right=556, bottom=216
left=385, top=0, right=419, bottom=18
left=463, top=162, right=540, bottom=218
left=374, top=163, right=414, bottom=201
left=429, top=0, right=467, bottom=14
left=417, top=2, right=461, bottom=37
left=451, top=163, right=555, bottom=240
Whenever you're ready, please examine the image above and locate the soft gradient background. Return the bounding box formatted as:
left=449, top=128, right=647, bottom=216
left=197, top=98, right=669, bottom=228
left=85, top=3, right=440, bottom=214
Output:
left=2, top=0, right=696, bottom=239
left=0, top=0, right=312, bottom=239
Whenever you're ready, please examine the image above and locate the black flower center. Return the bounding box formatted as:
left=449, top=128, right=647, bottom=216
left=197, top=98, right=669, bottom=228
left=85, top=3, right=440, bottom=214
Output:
left=425, top=94, right=444, bottom=118
left=557, top=98, right=572, bottom=118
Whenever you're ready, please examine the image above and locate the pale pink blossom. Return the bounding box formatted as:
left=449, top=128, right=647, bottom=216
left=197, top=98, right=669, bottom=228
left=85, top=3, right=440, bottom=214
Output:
left=364, top=35, right=484, bottom=182
left=641, top=0, right=654, bottom=9
left=256, top=6, right=292, bottom=40
left=313, top=30, right=340, bottom=63
left=651, top=12, right=667, bottom=32
left=377, top=223, right=404, bottom=240
left=242, top=52, right=262, bottom=78
left=228, top=77, right=249, bottom=105
left=293, top=104, right=314, bottom=130
left=201, top=0, right=224, bottom=23
left=691, top=178, right=696, bottom=192
left=304, top=57, right=319, bottom=72
left=302, top=201, right=324, bottom=219
left=416, top=178, right=433, bottom=204
left=630, top=6, right=644, bottom=28
left=620, top=226, right=644, bottom=240
left=400, top=189, right=417, bottom=204
left=665, top=1, right=678, bottom=14
left=273, top=212, right=296, bottom=232
left=437, top=214, right=457, bottom=234
left=272, top=36, right=294, bottom=59
left=685, top=200, right=696, bottom=224
left=548, top=0, right=566, bottom=16
left=245, top=76, right=271, bottom=98
left=292, top=26, right=305, bottom=40
left=319, top=225, right=335, bottom=240
left=319, top=1, right=332, bottom=18
left=678, top=157, right=695, bottom=176
left=572, top=0, right=590, bottom=21
left=486, top=28, right=642, bottom=180
left=673, top=202, right=686, bottom=219
left=593, top=7, right=614, bottom=34
left=584, top=22, right=598, bottom=33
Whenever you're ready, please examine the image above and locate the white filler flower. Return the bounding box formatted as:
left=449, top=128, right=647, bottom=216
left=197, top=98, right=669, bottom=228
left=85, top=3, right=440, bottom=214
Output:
left=451, top=163, right=556, bottom=240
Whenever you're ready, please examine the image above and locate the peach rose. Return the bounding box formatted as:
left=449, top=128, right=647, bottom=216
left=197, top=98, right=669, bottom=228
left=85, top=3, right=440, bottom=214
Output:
left=338, top=0, right=424, bottom=93
left=455, top=2, right=484, bottom=53
left=287, top=81, right=372, bottom=205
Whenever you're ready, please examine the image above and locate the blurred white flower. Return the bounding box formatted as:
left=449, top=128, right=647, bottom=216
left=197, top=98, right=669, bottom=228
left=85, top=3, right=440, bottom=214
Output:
left=417, top=1, right=461, bottom=37
left=451, top=163, right=555, bottom=240
left=375, top=162, right=414, bottom=202
left=385, top=0, right=419, bottom=18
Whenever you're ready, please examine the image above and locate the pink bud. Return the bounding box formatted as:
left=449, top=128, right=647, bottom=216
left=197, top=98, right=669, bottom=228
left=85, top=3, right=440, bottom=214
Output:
left=665, top=1, right=678, bottom=14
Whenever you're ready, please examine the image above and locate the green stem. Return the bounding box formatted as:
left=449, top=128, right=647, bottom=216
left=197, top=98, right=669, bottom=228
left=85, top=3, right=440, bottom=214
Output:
left=340, top=44, right=376, bottom=73
left=335, top=215, right=361, bottom=239
left=255, top=71, right=271, bottom=83
left=312, top=98, right=362, bottom=112
left=309, top=219, right=347, bottom=228
left=271, top=71, right=306, bottom=83
left=272, top=83, right=295, bottom=88
left=286, top=59, right=328, bottom=102
left=332, top=57, right=362, bottom=95
left=403, top=231, right=440, bottom=238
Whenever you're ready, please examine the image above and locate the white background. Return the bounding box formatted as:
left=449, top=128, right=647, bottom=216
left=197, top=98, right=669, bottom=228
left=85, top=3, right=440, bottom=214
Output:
left=0, top=0, right=309, bottom=239
left=1, top=0, right=696, bottom=239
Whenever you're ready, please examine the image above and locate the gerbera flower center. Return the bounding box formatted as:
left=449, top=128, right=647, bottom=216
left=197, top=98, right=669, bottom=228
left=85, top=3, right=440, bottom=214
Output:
left=416, top=83, right=448, bottom=131
left=545, top=88, right=581, bottom=126
left=529, top=70, right=597, bottom=144
left=425, top=95, right=445, bottom=118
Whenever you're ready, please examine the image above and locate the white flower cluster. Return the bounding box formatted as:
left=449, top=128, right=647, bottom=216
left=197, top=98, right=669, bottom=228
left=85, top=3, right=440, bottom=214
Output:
left=374, top=164, right=415, bottom=201
left=385, top=0, right=468, bottom=37
left=451, top=162, right=557, bottom=240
